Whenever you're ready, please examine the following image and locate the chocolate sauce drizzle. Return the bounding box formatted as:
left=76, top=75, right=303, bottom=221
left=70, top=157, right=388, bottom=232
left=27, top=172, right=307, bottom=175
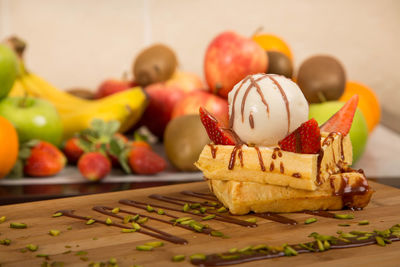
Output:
left=249, top=112, right=255, bottom=129
left=191, top=233, right=400, bottom=266
left=253, top=212, right=297, bottom=225
left=228, top=145, right=243, bottom=170
left=207, top=144, right=218, bottom=159
left=279, top=162, right=285, bottom=174
left=57, top=209, right=187, bottom=244
left=267, top=75, right=291, bottom=135
left=146, top=194, right=256, bottom=227
left=254, top=146, right=266, bottom=171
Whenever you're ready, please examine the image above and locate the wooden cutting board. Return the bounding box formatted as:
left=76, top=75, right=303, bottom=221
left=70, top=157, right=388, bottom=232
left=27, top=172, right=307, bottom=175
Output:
left=1, top=181, right=400, bottom=267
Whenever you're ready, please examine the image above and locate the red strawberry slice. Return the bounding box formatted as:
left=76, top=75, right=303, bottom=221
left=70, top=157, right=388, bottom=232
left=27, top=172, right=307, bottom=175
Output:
left=278, top=118, right=321, bottom=154
left=199, top=107, right=235, bottom=145
left=320, top=95, right=359, bottom=135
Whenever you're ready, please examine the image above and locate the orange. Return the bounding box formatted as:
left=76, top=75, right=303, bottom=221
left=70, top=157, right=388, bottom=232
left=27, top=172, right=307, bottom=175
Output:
left=0, top=116, right=19, bottom=178
left=252, top=33, right=293, bottom=60
left=339, top=81, right=380, bottom=133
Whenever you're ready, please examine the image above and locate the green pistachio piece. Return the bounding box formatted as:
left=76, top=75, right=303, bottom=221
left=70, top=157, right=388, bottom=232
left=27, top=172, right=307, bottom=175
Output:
left=86, top=219, right=96, bottom=225
left=0, top=239, right=11, bottom=245
left=49, top=230, right=60, bottom=236
left=220, top=254, right=240, bottom=260
left=146, top=205, right=154, bottom=212
left=251, top=244, right=268, bottom=251
left=217, top=207, right=227, bottom=213
left=0, top=216, right=6, bottom=223
left=105, top=218, right=113, bottom=225
left=180, top=219, right=195, bottom=226
left=245, top=218, right=257, bottom=223
left=323, top=240, right=331, bottom=250
left=284, top=245, right=298, bottom=256
left=317, top=239, right=324, bottom=251
left=183, top=203, right=190, bottom=212
left=26, top=244, right=39, bottom=251
left=175, top=217, right=192, bottom=223
left=123, top=215, right=133, bottom=224
left=211, top=231, right=224, bottom=237
left=191, top=210, right=201, bottom=214
left=132, top=214, right=140, bottom=221
left=299, top=243, right=315, bottom=252
left=238, top=246, right=252, bottom=253
left=190, top=203, right=201, bottom=209
left=305, top=218, right=317, bottom=224
left=334, top=214, right=355, bottom=220
left=340, top=233, right=357, bottom=238
left=200, top=207, right=207, bottom=213
left=338, top=224, right=350, bottom=227
left=157, top=209, right=165, bottom=215
left=52, top=212, right=63, bottom=218
left=111, top=207, right=120, bottom=214
left=109, top=257, right=117, bottom=265
left=136, top=245, right=153, bottom=251
left=67, top=226, right=72, bottom=230
left=375, top=236, right=386, bottom=246
left=121, top=229, right=136, bottom=233
left=137, top=217, right=148, bottom=224
left=132, top=222, right=141, bottom=230
left=75, top=251, right=87, bottom=256
left=172, top=254, right=185, bottom=262
left=358, top=220, right=370, bottom=225
left=228, top=248, right=238, bottom=253
left=144, top=241, right=164, bottom=248
left=357, top=236, right=370, bottom=240
left=202, top=214, right=216, bottom=221
left=10, top=222, right=27, bottom=229
left=190, top=254, right=206, bottom=260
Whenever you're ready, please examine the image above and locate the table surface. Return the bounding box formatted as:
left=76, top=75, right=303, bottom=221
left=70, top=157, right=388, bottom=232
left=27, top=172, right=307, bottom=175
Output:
left=1, top=180, right=400, bottom=266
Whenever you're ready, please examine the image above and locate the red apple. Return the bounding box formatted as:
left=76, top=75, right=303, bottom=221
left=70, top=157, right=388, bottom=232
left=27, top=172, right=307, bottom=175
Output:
left=94, top=78, right=132, bottom=99
left=204, top=31, right=268, bottom=98
left=172, top=90, right=229, bottom=126
left=141, top=83, right=186, bottom=138
left=166, top=71, right=205, bottom=93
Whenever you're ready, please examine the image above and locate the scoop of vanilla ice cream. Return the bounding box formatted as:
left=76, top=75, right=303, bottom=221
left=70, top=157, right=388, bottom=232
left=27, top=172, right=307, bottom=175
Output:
left=228, top=74, right=308, bottom=146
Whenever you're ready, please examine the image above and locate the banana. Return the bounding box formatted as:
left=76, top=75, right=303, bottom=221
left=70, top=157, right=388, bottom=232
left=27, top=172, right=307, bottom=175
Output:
left=60, top=88, right=148, bottom=139
left=8, top=71, right=148, bottom=140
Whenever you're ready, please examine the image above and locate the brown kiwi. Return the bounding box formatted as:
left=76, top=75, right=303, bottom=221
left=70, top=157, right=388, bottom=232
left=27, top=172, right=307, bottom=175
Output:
left=297, top=55, right=346, bottom=103
left=164, top=115, right=210, bottom=172
left=133, top=44, right=177, bottom=86
left=266, top=51, right=293, bottom=78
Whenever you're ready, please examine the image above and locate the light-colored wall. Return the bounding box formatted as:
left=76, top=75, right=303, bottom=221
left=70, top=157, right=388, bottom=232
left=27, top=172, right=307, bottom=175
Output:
left=0, top=0, right=399, bottom=125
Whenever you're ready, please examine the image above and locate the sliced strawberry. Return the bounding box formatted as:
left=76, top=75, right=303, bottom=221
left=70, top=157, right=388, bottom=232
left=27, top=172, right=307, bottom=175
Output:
left=199, top=107, right=235, bottom=145
left=320, top=95, right=359, bottom=135
left=278, top=118, right=321, bottom=154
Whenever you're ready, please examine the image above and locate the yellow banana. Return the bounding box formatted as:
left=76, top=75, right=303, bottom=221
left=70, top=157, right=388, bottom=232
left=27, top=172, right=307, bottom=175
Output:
left=9, top=79, right=30, bottom=97
left=60, top=87, right=148, bottom=139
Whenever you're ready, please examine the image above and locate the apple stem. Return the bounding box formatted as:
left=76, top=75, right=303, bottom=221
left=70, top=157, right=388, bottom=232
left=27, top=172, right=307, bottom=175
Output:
left=19, top=92, right=29, bottom=108
left=252, top=26, right=264, bottom=37
left=317, top=91, right=327, bottom=103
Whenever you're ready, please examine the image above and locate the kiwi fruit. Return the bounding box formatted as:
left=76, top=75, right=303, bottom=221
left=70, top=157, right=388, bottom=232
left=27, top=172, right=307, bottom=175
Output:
left=164, top=115, right=210, bottom=172
left=297, top=55, right=346, bottom=103
left=266, top=51, right=293, bottom=78
left=133, top=44, right=177, bottom=86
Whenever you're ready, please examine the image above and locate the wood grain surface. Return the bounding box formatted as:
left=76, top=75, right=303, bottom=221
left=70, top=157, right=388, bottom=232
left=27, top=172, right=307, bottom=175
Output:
left=1, top=181, right=400, bottom=267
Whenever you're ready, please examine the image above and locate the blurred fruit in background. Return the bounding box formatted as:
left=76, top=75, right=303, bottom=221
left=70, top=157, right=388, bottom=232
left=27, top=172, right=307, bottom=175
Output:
left=0, top=116, right=19, bottom=178
left=265, top=51, right=293, bottom=78
left=309, top=101, right=368, bottom=163
left=128, top=146, right=166, bottom=174
left=66, top=88, right=95, bottom=100
left=0, top=97, right=63, bottom=146
left=63, top=137, right=84, bottom=164
left=340, top=81, right=380, bottom=132
left=204, top=31, right=268, bottom=98
left=297, top=55, right=346, bottom=103
left=0, top=44, right=18, bottom=99
left=172, top=90, right=229, bottom=126
left=78, top=152, right=111, bottom=181
left=252, top=32, right=293, bottom=60
left=23, top=141, right=66, bottom=177
left=94, top=77, right=132, bottom=99
left=133, top=44, right=177, bottom=87
left=166, top=71, right=205, bottom=93
left=140, top=82, right=186, bottom=139
left=164, top=114, right=210, bottom=171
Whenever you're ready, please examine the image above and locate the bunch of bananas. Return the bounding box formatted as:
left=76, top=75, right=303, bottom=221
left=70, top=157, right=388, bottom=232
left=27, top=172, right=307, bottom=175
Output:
left=10, top=72, right=148, bottom=139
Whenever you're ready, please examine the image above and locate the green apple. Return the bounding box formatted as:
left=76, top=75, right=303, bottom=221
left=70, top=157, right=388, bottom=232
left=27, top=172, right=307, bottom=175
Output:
left=0, top=45, right=19, bottom=99
left=309, top=101, right=368, bottom=163
left=0, top=97, right=63, bottom=146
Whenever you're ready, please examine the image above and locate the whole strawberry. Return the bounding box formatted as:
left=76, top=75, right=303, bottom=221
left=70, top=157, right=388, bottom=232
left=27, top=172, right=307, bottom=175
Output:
left=128, top=147, right=166, bottom=174
left=78, top=152, right=111, bottom=181
left=24, top=141, right=66, bottom=177
left=63, top=137, right=84, bottom=163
